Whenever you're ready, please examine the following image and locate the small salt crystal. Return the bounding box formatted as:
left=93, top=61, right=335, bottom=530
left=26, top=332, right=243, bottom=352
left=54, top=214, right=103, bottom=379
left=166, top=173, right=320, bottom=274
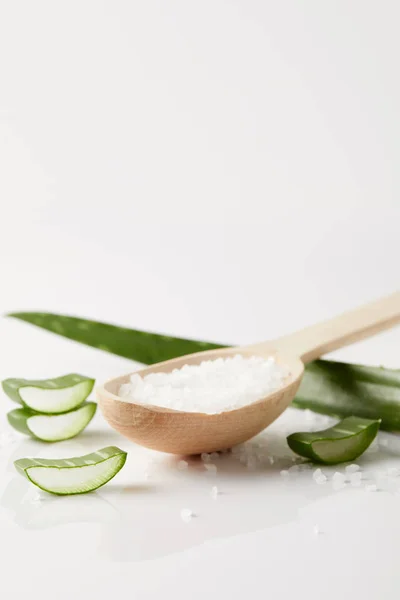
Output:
left=204, top=463, right=217, bottom=475
left=210, top=486, right=219, bottom=499
left=268, top=456, right=275, bottom=465
left=178, top=460, right=188, bottom=471
left=280, top=470, right=289, bottom=477
left=313, top=468, right=327, bottom=484
left=180, top=508, right=194, bottom=522
left=313, top=524, right=321, bottom=535
left=365, top=484, right=378, bottom=492
left=332, top=472, right=346, bottom=490
left=349, top=472, right=362, bottom=487
left=201, top=453, right=211, bottom=463
left=345, top=464, right=360, bottom=474
left=288, top=465, right=300, bottom=473
left=210, top=452, right=220, bottom=461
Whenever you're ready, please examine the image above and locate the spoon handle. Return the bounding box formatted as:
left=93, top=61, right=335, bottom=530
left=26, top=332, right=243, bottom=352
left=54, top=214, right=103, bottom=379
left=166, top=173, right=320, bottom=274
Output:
left=265, top=292, right=400, bottom=363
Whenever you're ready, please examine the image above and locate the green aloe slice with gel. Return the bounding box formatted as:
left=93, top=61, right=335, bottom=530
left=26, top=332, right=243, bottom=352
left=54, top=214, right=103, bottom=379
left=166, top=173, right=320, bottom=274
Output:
left=14, top=446, right=127, bottom=495
left=7, top=402, right=97, bottom=442
left=2, top=373, right=95, bottom=414
left=8, top=312, right=400, bottom=430
left=287, top=416, right=381, bottom=465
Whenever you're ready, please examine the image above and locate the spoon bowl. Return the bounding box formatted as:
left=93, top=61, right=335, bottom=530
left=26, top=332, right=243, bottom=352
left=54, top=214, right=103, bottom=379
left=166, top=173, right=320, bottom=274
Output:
left=97, top=292, right=400, bottom=454
left=98, top=347, right=304, bottom=454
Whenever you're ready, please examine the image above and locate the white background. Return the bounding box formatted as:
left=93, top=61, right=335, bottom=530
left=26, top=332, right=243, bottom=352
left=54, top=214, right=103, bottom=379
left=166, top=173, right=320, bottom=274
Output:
left=1, top=2, right=400, bottom=599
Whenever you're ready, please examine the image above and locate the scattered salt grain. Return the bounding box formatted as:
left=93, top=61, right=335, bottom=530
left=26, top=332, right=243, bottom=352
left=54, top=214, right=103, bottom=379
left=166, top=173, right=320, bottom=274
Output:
left=345, top=464, right=360, bottom=474
left=118, top=355, right=290, bottom=413
left=201, top=453, right=211, bottom=463
left=31, top=493, right=43, bottom=506
left=204, top=463, right=217, bottom=475
left=180, top=509, right=194, bottom=522
left=280, top=470, right=289, bottom=477
left=313, top=468, right=327, bottom=484
left=268, top=456, right=275, bottom=465
left=332, top=472, right=346, bottom=491
left=210, top=486, right=219, bottom=499
left=210, top=452, right=220, bottom=461
left=178, top=460, right=188, bottom=471
left=365, top=484, right=378, bottom=492
left=313, top=525, right=321, bottom=535
left=288, top=465, right=300, bottom=474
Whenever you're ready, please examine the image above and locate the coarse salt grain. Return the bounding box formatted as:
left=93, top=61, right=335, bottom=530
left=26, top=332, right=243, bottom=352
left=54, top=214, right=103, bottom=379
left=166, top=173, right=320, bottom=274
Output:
left=118, top=355, right=290, bottom=414
left=313, top=468, right=327, bottom=484
left=201, top=453, right=211, bottom=463
left=332, top=472, right=346, bottom=491
left=178, top=460, right=188, bottom=471
left=313, top=525, right=321, bottom=535
left=365, top=484, right=378, bottom=492
left=288, top=465, right=300, bottom=473
left=204, top=463, right=217, bottom=475
left=180, top=509, right=194, bottom=522
left=345, top=464, right=360, bottom=474
left=210, top=486, right=219, bottom=499
left=280, top=470, right=289, bottom=477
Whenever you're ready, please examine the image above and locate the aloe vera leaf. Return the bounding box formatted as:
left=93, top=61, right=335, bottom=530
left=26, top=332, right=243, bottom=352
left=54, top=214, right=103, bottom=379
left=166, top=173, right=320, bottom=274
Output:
left=2, top=374, right=95, bottom=414
left=293, top=360, right=400, bottom=431
left=287, top=416, right=380, bottom=464
left=7, top=312, right=223, bottom=363
left=7, top=313, right=400, bottom=430
left=7, top=402, right=97, bottom=442
left=14, top=446, right=127, bottom=495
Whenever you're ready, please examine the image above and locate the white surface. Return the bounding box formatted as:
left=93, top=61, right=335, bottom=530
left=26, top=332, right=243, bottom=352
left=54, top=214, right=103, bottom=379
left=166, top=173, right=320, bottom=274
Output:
left=1, top=1, right=400, bottom=598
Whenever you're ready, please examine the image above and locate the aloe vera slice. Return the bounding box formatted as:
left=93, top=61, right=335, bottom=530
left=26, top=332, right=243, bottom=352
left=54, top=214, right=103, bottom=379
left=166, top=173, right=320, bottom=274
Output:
left=7, top=402, right=97, bottom=442
left=287, top=416, right=381, bottom=464
left=7, top=312, right=222, bottom=363
left=8, top=313, right=400, bottom=431
left=2, top=373, right=95, bottom=414
left=14, top=446, right=127, bottom=495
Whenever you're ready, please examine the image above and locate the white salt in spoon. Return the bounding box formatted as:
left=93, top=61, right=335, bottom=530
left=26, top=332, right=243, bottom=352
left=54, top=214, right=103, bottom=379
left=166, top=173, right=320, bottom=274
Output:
left=98, top=292, right=400, bottom=454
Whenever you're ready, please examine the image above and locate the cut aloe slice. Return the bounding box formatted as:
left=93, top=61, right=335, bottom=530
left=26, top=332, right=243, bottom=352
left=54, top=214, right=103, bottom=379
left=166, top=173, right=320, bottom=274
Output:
left=7, top=402, right=97, bottom=442
left=14, top=446, right=127, bottom=495
left=2, top=374, right=95, bottom=414
left=287, top=416, right=381, bottom=465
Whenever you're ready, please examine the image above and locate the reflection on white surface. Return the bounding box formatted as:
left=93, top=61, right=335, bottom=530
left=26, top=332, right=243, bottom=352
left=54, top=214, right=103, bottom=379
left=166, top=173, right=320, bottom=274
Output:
left=2, top=408, right=400, bottom=564
left=1, top=476, right=119, bottom=530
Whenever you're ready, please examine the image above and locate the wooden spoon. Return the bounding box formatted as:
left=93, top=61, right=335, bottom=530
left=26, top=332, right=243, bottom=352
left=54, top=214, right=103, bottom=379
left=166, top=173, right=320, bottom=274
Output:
left=97, top=292, right=400, bottom=454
